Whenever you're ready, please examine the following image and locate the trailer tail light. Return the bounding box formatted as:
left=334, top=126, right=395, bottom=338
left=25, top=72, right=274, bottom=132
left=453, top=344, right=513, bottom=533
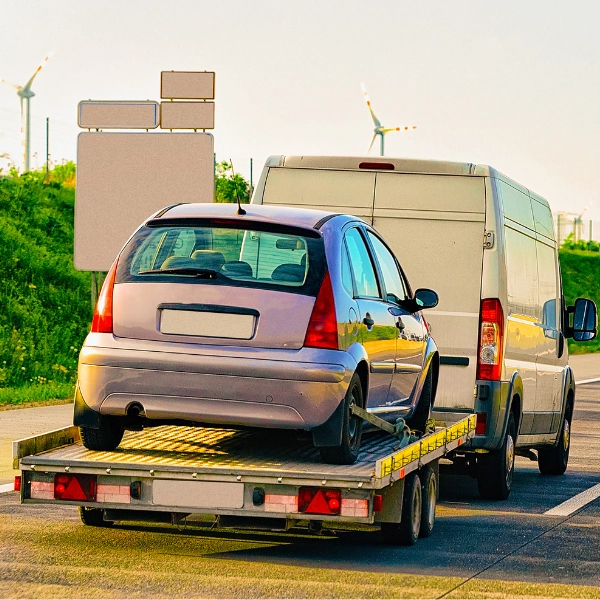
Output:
left=91, top=258, right=119, bottom=334
left=476, top=298, right=504, bottom=381
left=304, top=271, right=339, bottom=350
left=14, top=476, right=21, bottom=492
left=373, top=494, right=383, bottom=513
left=54, top=474, right=97, bottom=501
left=298, top=487, right=341, bottom=515
left=476, top=412, right=487, bottom=435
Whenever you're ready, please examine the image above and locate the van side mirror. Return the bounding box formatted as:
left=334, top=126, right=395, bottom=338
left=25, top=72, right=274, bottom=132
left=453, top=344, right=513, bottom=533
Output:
left=569, top=298, right=597, bottom=342
left=412, top=288, right=439, bottom=311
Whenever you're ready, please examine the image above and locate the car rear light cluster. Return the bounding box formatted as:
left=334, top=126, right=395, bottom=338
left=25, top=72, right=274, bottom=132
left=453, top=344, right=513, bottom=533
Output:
left=304, top=271, right=339, bottom=350
left=91, top=258, right=119, bottom=333
left=298, top=487, right=341, bottom=515
left=54, top=474, right=97, bottom=501
left=476, top=298, right=504, bottom=381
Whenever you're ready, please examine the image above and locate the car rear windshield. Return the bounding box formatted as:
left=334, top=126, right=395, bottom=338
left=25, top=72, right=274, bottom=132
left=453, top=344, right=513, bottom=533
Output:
left=116, top=218, right=327, bottom=296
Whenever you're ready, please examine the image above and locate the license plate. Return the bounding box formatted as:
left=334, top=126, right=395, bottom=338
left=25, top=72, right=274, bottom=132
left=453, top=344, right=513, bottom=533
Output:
left=160, top=309, right=255, bottom=339
left=152, top=480, right=244, bottom=509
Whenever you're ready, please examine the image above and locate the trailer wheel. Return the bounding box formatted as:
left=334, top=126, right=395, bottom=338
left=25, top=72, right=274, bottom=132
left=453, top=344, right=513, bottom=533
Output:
left=477, top=412, right=516, bottom=500
left=406, top=368, right=433, bottom=434
left=319, top=373, right=363, bottom=465
left=80, top=416, right=124, bottom=451
left=79, top=506, right=113, bottom=527
left=419, top=466, right=437, bottom=538
left=538, top=403, right=572, bottom=475
left=381, top=472, right=422, bottom=546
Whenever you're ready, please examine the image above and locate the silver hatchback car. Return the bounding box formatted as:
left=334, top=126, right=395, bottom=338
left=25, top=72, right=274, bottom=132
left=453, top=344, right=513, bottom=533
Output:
left=75, top=203, right=439, bottom=464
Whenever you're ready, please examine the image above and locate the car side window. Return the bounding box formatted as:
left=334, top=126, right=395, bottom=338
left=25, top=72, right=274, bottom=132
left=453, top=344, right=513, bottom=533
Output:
left=367, top=231, right=408, bottom=304
left=344, top=228, right=380, bottom=298
left=340, top=243, right=354, bottom=296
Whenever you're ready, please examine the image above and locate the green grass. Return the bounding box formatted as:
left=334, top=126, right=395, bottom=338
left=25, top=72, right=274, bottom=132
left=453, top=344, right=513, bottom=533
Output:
left=0, top=382, right=74, bottom=407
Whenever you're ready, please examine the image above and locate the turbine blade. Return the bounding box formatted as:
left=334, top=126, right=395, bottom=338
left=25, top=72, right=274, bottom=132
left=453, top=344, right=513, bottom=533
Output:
left=360, top=83, right=382, bottom=127
left=23, top=54, right=51, bottom=91
left=381, top=126, right=417, bottom=134
left=368, top=133, right=377, bottom=153
left=1, top=79, right=21, bottom=90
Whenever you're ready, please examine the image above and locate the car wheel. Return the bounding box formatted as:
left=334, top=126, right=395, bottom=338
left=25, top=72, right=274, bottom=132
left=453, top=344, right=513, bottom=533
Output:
left=477, top=411, right=516, bottom=500
left=80, top=416, right=124, bottom=451
left=381, top=472, right=422, bottom=546
left=419, top=466, right=437, bottom=538
left=79, top=506, right=113, bottom=527
left=538, top=404, right=572, bottom=475
left=319, top=373, right=363, bottom=465
left=406, top=368, right=433, bottom=434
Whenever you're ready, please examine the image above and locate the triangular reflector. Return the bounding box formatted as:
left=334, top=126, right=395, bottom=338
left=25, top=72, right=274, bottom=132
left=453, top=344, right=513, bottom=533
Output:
left=63, top=477, right=87, bottom=501
left=305, top=490, right=332, bottom=515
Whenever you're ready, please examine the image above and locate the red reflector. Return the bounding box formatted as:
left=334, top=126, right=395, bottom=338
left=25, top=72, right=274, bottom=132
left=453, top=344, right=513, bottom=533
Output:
left=14, top=476, right=21, bottom=492
left=91, top=258, right=119, bottom=334
left=358, top=161, right=395, bottom=170
left=54, top=474, right=97, bottom=501
left=304, top=271, right=338, bottom=350
left=476, top=412, right=487, bottom=435
left=373, top=494, right=383, bottom=513
left=298, top=487, right=341, bottom=515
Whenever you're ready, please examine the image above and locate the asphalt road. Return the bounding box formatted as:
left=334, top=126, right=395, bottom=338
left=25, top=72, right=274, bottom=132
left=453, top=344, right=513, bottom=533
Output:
left=1, top=362, right=599, bottom=597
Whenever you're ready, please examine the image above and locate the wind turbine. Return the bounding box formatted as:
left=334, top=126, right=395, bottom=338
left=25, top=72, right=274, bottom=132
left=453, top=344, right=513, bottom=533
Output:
left=2, top=54, right=51, bottom=171
left=361, top=83, right=416, bottom=156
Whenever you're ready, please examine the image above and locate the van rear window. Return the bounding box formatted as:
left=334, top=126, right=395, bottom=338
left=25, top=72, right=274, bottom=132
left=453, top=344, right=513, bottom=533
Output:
left=116, top=221, right=326, bottom=296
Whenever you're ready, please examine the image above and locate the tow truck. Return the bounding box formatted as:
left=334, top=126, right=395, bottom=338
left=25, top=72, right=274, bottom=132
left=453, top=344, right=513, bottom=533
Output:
left=13, top=415, right=475, bottom=546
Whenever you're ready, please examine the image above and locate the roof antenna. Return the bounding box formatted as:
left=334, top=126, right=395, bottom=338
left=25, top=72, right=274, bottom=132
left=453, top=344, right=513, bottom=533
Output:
left=230, top=159, right=246, bottom=215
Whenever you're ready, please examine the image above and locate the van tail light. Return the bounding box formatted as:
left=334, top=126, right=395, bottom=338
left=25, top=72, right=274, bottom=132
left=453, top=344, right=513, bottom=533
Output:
left=91, top=258, right=119, bottom=333
left=304, top=271, right=339, bottom=350
left=476, top=298, right=504, bottom=381
left=54, top=474, right=97, bottom=501
left=298, top=487, right=341, bottom=515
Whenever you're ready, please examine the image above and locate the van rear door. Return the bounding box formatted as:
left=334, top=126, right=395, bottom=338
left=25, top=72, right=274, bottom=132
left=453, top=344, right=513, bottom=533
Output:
left=372, top=173, right=486, bottom=411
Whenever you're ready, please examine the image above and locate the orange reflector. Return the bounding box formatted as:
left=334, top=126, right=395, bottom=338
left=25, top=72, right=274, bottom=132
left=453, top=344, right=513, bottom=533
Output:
left=298, top=487, right=341, bottom=515
left=14, top=476, right=21, bottom=492
left=54, top=474, right=97, bottom=501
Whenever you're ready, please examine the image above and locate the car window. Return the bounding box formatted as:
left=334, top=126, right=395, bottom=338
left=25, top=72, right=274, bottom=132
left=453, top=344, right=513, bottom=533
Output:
left=367, top=231, right=408, bottom=304
left=344, top=228, right=380, bottom=298
left=340, top=243, right=354, bottom=296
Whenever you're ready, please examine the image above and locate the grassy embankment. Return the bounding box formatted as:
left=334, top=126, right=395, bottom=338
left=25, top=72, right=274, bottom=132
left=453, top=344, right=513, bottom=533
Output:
left=0, top=167, right=598, bottom=407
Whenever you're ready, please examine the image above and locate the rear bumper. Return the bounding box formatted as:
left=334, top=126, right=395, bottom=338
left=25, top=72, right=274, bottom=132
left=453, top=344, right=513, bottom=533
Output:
left=77, top=340, right=356, bottom=430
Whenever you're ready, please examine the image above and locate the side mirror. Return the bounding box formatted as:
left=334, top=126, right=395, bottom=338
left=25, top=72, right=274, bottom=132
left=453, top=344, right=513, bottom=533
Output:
left=571, top=298, right=598, bottom=342
left=413, top=288, right=439, bottom=310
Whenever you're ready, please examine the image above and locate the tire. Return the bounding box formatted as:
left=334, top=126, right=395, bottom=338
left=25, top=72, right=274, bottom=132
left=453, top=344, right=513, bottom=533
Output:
left=79, top=506, right=113, bottom=527
left=80, top=416, right=124, bottom=451
left=538, top=404, right=572, bottom=475
left=477, top=411, right=516, bottom=501
left=381, top=472, right=422, bottom=546
left=419, top=466, right=437, bottom=538
left=319, top=373, right=363, bottom=465
left=406, top=368, right=433, bottom=434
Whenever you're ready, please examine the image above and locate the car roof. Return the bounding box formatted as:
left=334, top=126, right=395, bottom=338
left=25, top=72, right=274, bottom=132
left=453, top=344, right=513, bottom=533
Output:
left=148, top=202, right=355, bottom=231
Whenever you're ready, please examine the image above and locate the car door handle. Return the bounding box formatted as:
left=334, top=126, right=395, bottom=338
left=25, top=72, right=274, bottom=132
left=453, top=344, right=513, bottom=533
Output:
left=363, top=316, right=375, bottom=327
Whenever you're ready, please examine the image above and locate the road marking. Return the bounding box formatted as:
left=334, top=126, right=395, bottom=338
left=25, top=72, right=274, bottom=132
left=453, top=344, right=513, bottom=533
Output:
left=576, top=377, right=600, bottom=386
left=545, top=483, right=600, bottom=516
left=0, top=483, right=15, bottom=494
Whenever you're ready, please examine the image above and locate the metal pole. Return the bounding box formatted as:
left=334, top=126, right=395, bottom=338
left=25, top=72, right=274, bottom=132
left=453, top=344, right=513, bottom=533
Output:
left=45, top=117, right=49, bottom=182
left=250, top=158, right=253, bottom=188
left=590, top=219, right=593, bottom=242
left=25, top=97, right=31, bottom=171
left=380, top=134, right=384, bottom=157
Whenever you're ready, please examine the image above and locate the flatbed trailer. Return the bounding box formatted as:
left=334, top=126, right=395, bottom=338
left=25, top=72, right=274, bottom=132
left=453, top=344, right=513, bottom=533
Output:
left=13, top=415, right=476, bottom=545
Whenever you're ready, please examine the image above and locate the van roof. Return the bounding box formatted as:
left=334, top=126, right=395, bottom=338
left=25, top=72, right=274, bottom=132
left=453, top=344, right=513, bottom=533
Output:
left=265, top=155, right=495, bottom=177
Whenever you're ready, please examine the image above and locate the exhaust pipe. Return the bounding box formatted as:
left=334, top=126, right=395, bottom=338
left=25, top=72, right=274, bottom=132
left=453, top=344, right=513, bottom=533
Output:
left=126, top=403, right=145, bottom=418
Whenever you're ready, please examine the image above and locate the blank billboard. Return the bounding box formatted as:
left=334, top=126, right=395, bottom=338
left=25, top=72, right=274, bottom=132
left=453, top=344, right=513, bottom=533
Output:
left=161, top=71, right=215, bottom=99
left=78, top=101, right=159, bottom=129
left=160, top=101, right=215, bottom=129
left=75, top=132, right=214, bottom=271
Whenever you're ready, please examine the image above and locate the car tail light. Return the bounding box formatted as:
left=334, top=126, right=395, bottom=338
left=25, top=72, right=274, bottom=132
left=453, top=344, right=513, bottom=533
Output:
left=298, top=487, right=341, bottom=515
left=14, top=476, right=21, bottom=492
left=476, top=412, right=487, bottom=435
left=476, top=298, right=504, bottom=381
left=91, top=258, right=119, bottom=333
left=54, top=474, right=97, bottom=501
left=304, top=271, right=338, bottom=350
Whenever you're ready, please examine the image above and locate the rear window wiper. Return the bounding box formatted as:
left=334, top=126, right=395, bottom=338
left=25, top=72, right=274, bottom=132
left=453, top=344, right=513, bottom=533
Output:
left=139, top=268, right=219, bottom=279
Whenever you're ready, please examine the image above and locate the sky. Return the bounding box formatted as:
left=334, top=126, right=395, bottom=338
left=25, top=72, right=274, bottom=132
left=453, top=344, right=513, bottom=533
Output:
left=1, top=0, right=600, bottom=228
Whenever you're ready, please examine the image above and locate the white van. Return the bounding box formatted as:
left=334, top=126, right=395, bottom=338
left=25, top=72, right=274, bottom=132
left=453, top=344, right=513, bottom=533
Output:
left=252, top=155, right=597, bottom=499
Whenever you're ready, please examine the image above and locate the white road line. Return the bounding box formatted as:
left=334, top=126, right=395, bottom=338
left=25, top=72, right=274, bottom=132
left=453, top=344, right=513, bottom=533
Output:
left=0, top=483, right=15, bottom=494
left=545, top=483, right=600, bottom=516
left=576, top=377, right=600, bottom=385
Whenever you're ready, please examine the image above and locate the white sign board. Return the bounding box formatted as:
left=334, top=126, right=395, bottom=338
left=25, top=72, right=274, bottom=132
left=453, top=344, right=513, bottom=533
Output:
left=74, top=132, right=214, bottom=271
left=78, top=101, right=159, bottom=129
left=160, top=101, right=215, bottom=129
left=161, top=71, right=215, bottom=99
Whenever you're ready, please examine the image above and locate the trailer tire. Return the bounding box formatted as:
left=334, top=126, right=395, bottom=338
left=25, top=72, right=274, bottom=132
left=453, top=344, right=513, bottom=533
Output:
left=406, top=368, right=433, bottom=434
left=477, top=411, right=516, bottom=500
left=381, top=472, right=422, bottom=546
left=419, top=466, right=437, bottom=538
left=79, top=506, right=113, bottom=527
left=538, top=403, right=572, bottom=475
left=319, top=373, right=363, bottom=465
left=80, top=416, right=124, bottom=452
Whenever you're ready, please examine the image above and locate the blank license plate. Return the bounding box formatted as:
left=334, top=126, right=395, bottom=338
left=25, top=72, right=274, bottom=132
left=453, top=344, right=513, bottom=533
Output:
left=160, top=309, right=255, bottom=339
left=152, top=480, right=244, bottom=509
